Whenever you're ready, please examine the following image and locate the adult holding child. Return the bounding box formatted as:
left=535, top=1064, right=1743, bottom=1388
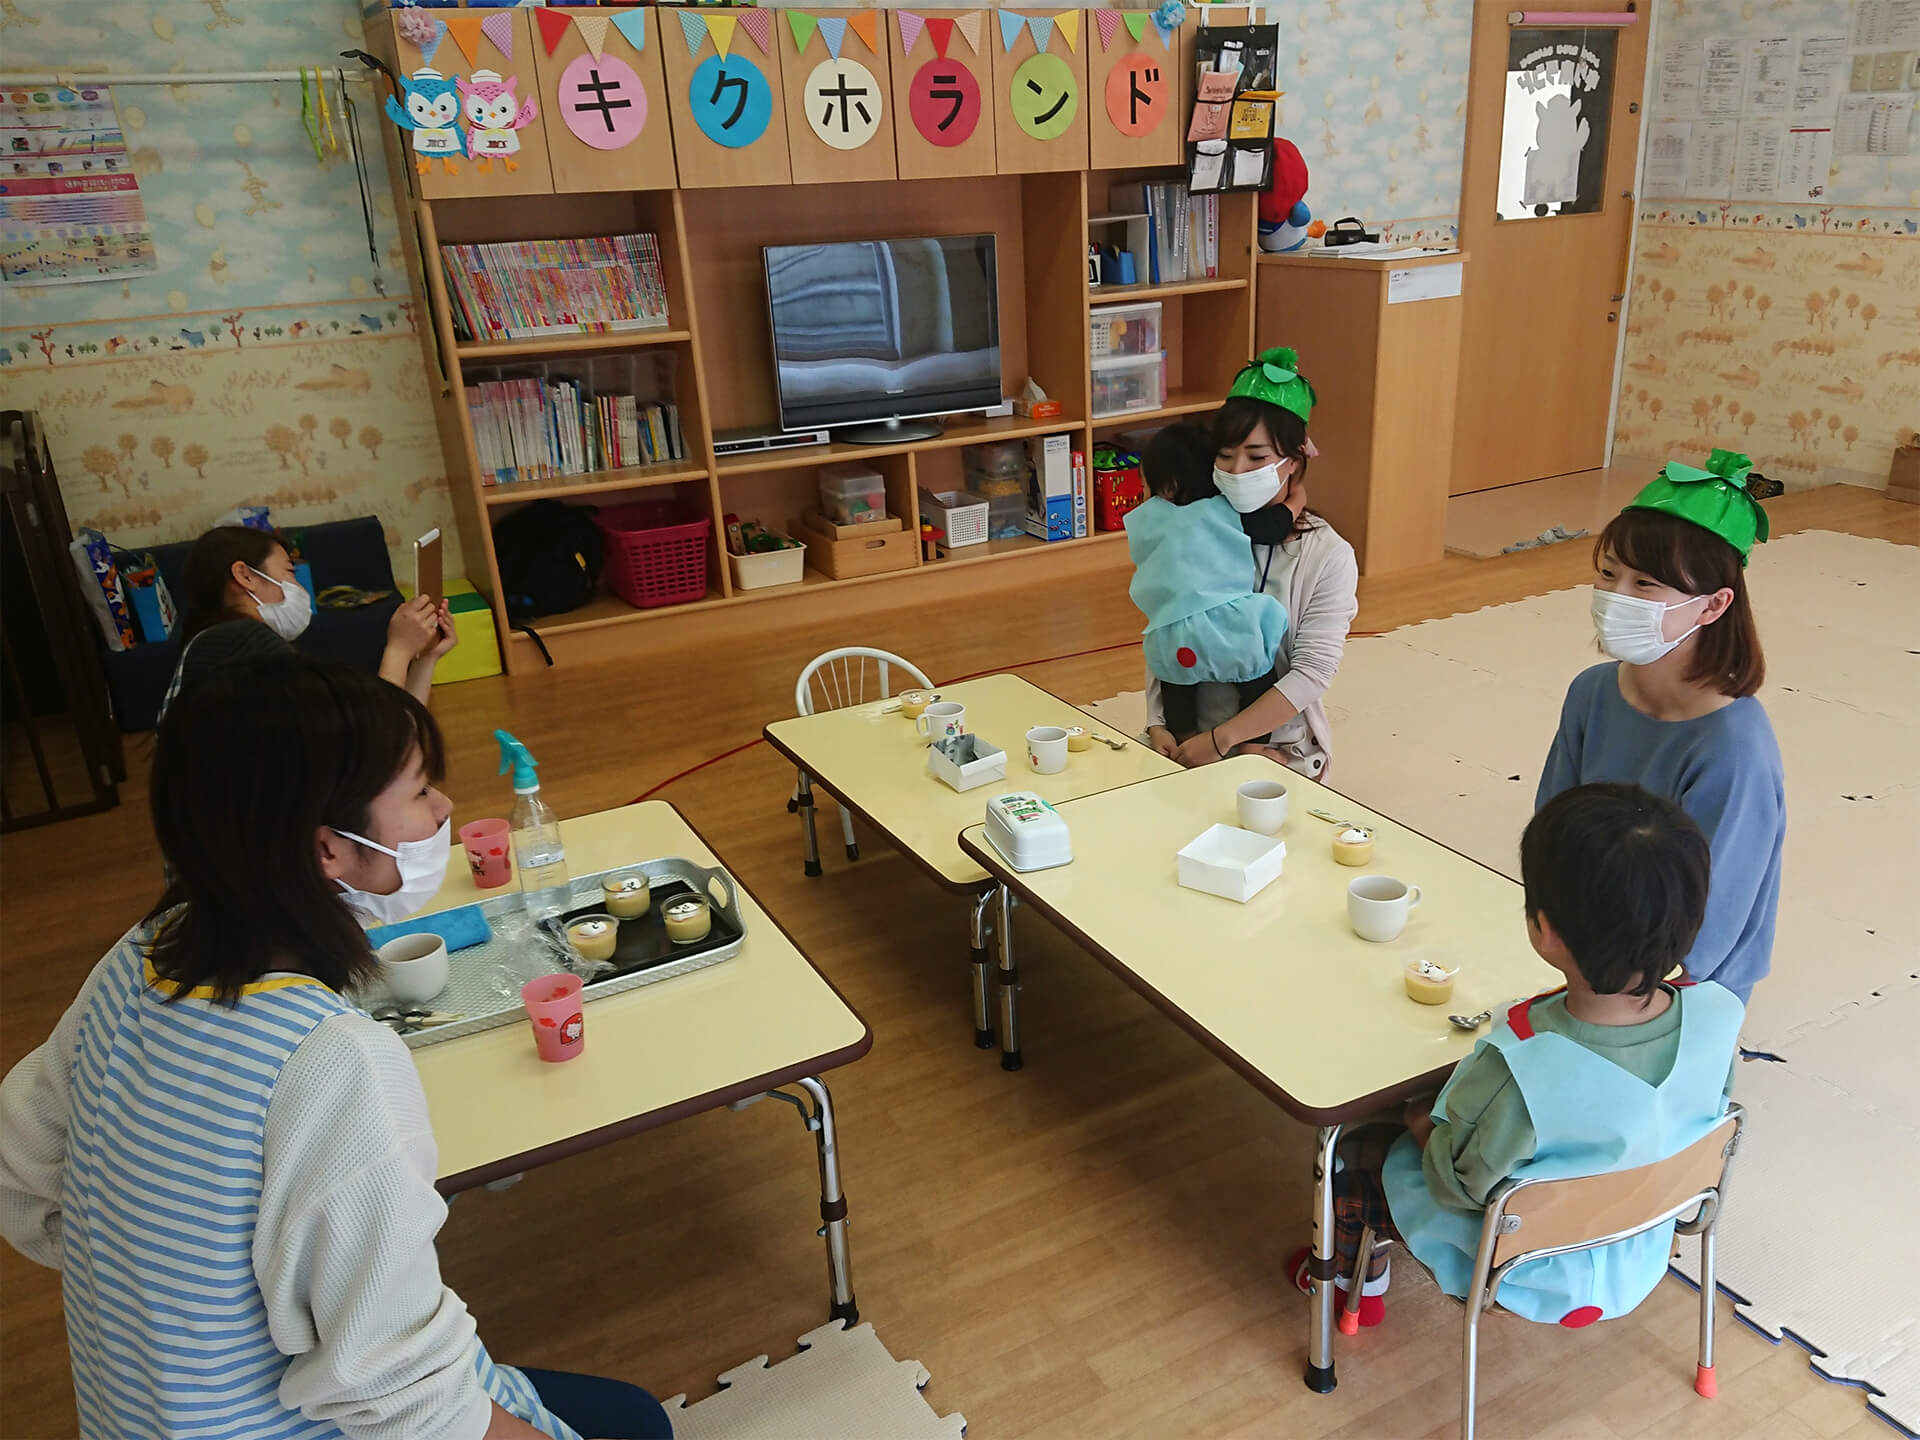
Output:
left=1537, top=450, right=1785, bottom=1003
left=1142, top=347, right=1360, bottom=779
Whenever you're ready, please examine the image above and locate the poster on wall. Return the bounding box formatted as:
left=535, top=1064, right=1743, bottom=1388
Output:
left=0, top=83, right=158, bottom=287
left=1495, top=29, right=1617, bottom=220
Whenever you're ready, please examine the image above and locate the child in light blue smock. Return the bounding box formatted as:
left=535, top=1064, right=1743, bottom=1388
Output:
left=1124, top=423, right=1289, bottom=743
left=1299, top=782, right=1743, bottom=1331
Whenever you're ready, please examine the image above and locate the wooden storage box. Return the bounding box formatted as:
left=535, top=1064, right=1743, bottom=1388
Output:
left=802, top=510, right=903, bottom=540
left=795, top=513, right=918, bottom=578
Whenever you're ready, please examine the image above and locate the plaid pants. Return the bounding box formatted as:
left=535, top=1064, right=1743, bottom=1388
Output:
left=1332, top=1125, right=1406, bottom=1281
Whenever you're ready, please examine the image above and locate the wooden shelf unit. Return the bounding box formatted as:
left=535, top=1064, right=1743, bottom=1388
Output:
left=370, top=11, right=1257, bottom=675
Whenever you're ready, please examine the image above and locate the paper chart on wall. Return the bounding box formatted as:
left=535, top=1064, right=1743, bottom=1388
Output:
left=1849, top=50, right=1915, bottom=93
left=1834, top=92, right=1915, bottom=154
left=1685, top=118, right=1738, bottom=197
left=1643, top=120, right=1691, bottom=197
left=1793, top=33, right=1849, bottom=120
left=1656, top=36, right=1702, bottom=113
left=1700, top=36, right=1746, bottom=116
left=1732, top=118, right=1784, bottom=198
left=1742, top=35, right=1794, bottom=115
left=1851, top=0, right=1920, bottom=51
left=0, top=84, right=158, bottom=287
left=1780, top=126, right=1834, bottom=201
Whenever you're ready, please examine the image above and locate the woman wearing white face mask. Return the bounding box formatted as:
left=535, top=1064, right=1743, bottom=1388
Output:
left=0, top=659, right=675, bottom=1440
left=1537, top=450, right=1784, bottom=1004
left=1143, top=348, right=1360, bottom=778
left=161, top=525, right=455, bottom=722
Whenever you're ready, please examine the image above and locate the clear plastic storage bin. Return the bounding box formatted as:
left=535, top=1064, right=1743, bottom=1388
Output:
left=1092, top=353, right=1166, bottom=418
left=818, top=463, right=888, bottom=526
left=1089, top=301, right=1162, bottom=361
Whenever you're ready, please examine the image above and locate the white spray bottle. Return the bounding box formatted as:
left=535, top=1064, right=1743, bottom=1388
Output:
left=496, top=729, right=570, bottom=920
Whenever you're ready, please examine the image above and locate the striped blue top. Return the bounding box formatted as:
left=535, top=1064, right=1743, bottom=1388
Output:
left=58, top=923, right=577, bottom=1440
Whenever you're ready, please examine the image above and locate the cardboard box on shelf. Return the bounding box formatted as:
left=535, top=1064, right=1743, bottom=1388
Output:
left=1025, top=433, right=1073, bottom=542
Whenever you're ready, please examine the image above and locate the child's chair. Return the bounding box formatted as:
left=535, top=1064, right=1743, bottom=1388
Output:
left=790, top=647, right=933, bottom=876
left=1343, top=1104, right=1744, bottom=1440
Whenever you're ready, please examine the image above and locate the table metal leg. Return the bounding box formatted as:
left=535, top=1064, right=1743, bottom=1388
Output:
left=786, top=1076, right=858, bottom=1325
left=969, top=889, right=996, bottom=1050
left=1306, top=1123, right=1343, bottom=1393
left=996, top=884, right=1022, bottom=1072
left=796, top=769, right=822, bottom=879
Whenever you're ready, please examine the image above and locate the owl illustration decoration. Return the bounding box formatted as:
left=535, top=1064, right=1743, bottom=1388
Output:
left=458, top=70, right=537, bottom=173
left=385, top=68, right=465, bottom=175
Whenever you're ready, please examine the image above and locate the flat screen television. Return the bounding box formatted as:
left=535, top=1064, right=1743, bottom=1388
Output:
left=763, top=234, right=1001, bottom=443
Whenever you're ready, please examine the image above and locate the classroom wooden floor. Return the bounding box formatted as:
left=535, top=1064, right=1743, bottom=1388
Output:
left=2, top=486, right=1912, bottom=1440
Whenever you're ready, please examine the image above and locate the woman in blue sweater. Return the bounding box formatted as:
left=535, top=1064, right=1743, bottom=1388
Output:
left=1537, top=450, right=1784, bottom=1003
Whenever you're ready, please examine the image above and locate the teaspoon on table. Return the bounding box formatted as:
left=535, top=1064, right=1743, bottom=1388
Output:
left=1448, top=1009, right=1493, bottom=1031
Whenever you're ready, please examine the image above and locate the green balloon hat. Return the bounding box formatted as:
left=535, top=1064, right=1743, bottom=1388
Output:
left=1625, top=449, right=1771, bottom=564
left=1227, top=346, right=1317, bottom=424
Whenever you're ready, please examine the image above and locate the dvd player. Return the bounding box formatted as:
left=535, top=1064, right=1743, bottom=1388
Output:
left=713, top=425, right=832, bottom=457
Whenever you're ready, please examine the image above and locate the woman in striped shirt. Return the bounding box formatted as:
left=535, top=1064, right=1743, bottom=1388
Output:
left=0, top=658, right=670, bottom=1440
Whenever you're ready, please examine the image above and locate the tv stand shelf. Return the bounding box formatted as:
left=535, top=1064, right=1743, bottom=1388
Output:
left=369, top=11, right=1258, bottom=675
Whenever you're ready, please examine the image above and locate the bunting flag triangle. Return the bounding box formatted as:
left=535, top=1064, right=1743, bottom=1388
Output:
left=444, top=14, right=485, bottom=68
left=1026, top=14, right=1053, bottom=51
left=817, top=14, right=847, bottom=58
left=675, top=9, right=709, bottom=57
left=1053, top=10, right=1078, bottom=51
left=1153, top=16, right=1175, bottom=46
left=706, top=11, right=738, bottom=58
left=997, top=9, right=1025, bottom=51
left=897, top=9, right=924, bottom=56
left=1095, top=8, right=1123, bottom=50
left=924, top=14, right=952, bottom=56
left=954, top=10, right=982, bottom=54
left=610, top=8, right=648, bottom=52
left=480, top=11, right=514, bottom=61
left=845, top=10, right=878, bottom=54
left=738, top=8, right=772, bottom=55
left=1123, top=10, right=1149, bottom=42
left=535, top=9, right=571, bottom=57
left=416, top=20, right=447, bottom=68
left=789, top=9, right=820, bottom=55
left=573, top=12, right=610, bottom=59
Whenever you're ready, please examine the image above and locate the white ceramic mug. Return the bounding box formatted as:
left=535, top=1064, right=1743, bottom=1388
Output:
left=1235, top=778, right=1289, bottom=834
left=1026, top=725, right=1069, bottom=774
left=1347, top=875, right=1422, bottom=943
left=916, top=701, right=967, bottom=744
left=378, top=932, right=450, bottom=1005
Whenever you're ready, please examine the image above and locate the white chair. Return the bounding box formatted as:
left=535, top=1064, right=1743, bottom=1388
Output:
left=790, top=647, right=932, bottom=876
left=1340, top=1104, right=1745, bottom=1439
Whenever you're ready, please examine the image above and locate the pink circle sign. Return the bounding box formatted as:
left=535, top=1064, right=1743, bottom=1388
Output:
left=908, top=59, right=982, bottom=149
left=558, top=53, right=648, bottom=150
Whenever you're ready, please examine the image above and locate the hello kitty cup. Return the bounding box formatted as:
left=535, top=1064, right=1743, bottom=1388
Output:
left=521, top=973, right=585, bottom=1062
left=459, top=818, right=512, bottom=889
left=916, top=701, right=967, bottom=745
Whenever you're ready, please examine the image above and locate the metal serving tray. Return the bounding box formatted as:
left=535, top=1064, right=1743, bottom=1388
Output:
left=358, top=857, right=744, bottom=1050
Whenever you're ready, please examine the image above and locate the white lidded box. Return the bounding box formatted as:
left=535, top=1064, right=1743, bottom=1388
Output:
left=928, top=734, right=1007, bottom=793
left=1177, top=824, right=1286, bottom=902
left=983, top=791, right=1073, bottom=872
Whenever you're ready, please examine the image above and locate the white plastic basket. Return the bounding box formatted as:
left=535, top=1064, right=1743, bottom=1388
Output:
left=919, top=489, right=990, bottom=548
left=727, top=539, right=807, bottom=591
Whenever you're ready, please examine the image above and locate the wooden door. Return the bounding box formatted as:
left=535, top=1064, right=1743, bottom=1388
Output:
left=1450, top=1, right=1646, bottom=495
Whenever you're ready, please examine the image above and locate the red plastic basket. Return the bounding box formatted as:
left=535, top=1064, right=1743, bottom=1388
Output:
left=594, top=502, right=711, bottom=609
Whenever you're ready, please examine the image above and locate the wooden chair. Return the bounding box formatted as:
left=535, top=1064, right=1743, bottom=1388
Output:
left=1345, top=1105, right=1745, bottom=1439
left=789, top=647, right=932, bottom=875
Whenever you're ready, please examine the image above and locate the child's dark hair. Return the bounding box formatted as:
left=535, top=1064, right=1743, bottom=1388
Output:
left=1141, top=422, right=1218, bottom=505
left=147, top=656, right=445, bottom=1005
left=1520, top=782, right=1710, bottom=999
left=1594, top=508, right=1763, bottom=697
left=179, top=525, right=287, bottom=644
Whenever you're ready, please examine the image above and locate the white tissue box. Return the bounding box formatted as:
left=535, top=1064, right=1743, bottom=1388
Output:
left=1177, top=824, right=1286, bottom=902
left=928, top=734, right=1007, bottom=793
left=983, top=790, right=1073, bottom=872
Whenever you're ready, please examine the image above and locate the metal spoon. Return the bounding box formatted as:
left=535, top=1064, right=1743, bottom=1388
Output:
left=1448, top=1009, right=1493, bottom=1032
left=1089, top=732, right=1129, bottom=751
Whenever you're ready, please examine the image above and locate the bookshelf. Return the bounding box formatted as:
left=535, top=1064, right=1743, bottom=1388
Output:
left=370, top=7, right=1257, bottom=675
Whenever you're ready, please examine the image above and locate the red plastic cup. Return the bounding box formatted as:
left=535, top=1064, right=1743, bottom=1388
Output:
left=520, top=973, right=585, bottom=1062
left=459, top=818, right=512, bottom=889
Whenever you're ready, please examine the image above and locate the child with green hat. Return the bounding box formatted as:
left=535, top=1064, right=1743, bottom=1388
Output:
left=1536, top=449, right=1784, bottom=1003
